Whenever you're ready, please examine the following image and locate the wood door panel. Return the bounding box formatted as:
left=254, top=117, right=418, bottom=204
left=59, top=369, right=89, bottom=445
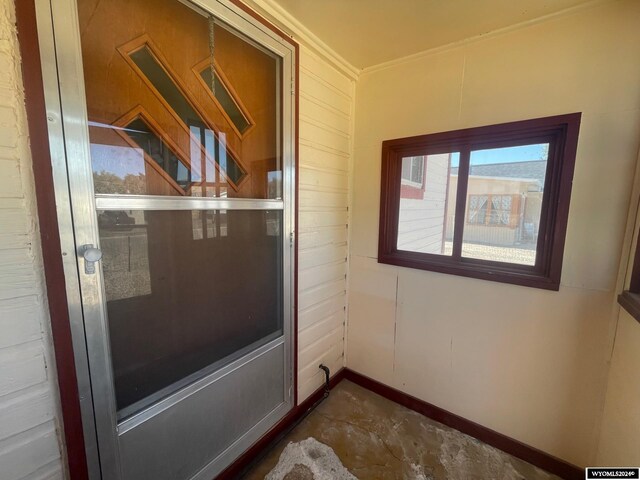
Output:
left=78, top=0, right=279, bottom=198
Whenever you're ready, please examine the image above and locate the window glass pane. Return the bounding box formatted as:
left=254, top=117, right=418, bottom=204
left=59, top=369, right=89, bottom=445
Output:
left=129, top=46, right=204, bottom=129
left=200, top=68, right=251, bottom=134
left=98, top=209, right=283, bottom=418
left=462, top=143, right=549, bottom=265
left=397, top=152, right=459, bottom=255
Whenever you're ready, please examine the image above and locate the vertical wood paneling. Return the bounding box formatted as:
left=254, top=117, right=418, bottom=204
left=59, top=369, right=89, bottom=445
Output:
left=0, top=0, right=64, bottom=478
left=297, top=46, right=354, bottom=401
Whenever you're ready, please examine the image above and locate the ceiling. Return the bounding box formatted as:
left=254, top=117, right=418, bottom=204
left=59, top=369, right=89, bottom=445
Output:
left=271, top=0, right=598, bottom=69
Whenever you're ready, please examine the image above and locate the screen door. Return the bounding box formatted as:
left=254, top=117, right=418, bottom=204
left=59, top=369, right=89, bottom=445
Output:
left=36, top=0, right=295, bottom=478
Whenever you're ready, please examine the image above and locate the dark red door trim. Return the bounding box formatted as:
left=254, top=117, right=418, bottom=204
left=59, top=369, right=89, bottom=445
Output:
left=14, top=1, right=90, bottom=479
left=14, top=0, right=299, bottom=478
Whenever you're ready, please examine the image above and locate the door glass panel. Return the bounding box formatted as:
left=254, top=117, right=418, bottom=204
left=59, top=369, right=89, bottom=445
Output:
left=79, top=0, right=282, bottom=199
left=98, top=209, right=283, bottom=419
left=462, top=143, right=549, bottom=265
left=123, top=118, right=192, bottom=192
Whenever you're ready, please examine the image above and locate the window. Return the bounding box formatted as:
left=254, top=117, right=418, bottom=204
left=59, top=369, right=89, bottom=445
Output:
left=467, top=194, right=520, bottom=227
left=121, top=38, right=248, bottom=187
left=618, top=223, right=640, bottom=324
left=378, top=114, right=581, bottom=290
left=196, top=60, right=255, bottom=136
left=401, top=156, right=425, bottom=186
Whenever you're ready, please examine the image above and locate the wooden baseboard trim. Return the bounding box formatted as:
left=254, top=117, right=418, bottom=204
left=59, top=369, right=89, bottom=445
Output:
left=343, top=369, right=583, bottom=480
left=217, top=368, right=582, bottom=480
left=216, top=367, right=346, bottom=479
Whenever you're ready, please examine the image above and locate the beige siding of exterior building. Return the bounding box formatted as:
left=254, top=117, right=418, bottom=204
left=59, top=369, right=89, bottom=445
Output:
left=446, top=176, right=538, bottom=246
left=0, top=0, right=65, bottom=478
left=397, top=154, right=449, bottom=254
left=297, top=46, right=354, bottom=402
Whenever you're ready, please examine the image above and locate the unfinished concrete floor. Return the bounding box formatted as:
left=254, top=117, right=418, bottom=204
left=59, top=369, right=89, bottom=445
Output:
left=243, top=380, right=562, bottom=480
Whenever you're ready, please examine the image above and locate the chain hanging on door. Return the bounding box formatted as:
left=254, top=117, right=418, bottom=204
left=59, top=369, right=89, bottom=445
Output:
left=208, top=15, right=216, bottom=96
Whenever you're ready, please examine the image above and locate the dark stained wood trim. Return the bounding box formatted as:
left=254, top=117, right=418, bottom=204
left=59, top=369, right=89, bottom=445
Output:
left=440, top=155, right=452, bottom=253
left=452, top=148, right=470, bottom=259
left=343, top=369, right=583, bottom=480
left=293, top=36, right=300, bottom=407
left=618, top=291, right=640, bottom=325
left=215, top=368, right=346, bottom=479
left=629, top=232, right=640, bottom=292
left=218, top=368, right=584, bottom=480
left=378, top=113, right=582, bottom=291
left=229, top=0, right=298, bottom=48
left=621, top=223, right=640, bottom=323
left=14, top=1, right=90, bottom=479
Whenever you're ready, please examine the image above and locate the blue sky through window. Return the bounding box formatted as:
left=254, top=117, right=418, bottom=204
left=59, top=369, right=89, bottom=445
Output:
left=449, top=143, right=548, bottom=168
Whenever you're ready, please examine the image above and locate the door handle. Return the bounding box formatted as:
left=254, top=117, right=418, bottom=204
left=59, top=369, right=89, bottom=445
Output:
left=81, top=244, right=103, bottom=275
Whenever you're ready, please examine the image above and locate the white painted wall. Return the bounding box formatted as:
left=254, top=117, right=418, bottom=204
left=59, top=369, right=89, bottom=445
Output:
left=596, top=309, right=640, bottom=465
left=0, top=0, right=65, bottom=478
left=348, top=0, right=640, bottom=468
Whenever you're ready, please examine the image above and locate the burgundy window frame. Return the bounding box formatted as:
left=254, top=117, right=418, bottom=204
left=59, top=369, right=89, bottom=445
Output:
left=378, top=113, right=581, bottom=291
left=618, top=228, right=640, bottom=324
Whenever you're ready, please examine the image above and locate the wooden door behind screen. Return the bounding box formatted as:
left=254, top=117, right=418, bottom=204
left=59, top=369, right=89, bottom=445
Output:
left=42, top=0, right=293, bottom=477
left=77, top=0, right=286, bottom=421
left=80, top=0, right=280, bottom=199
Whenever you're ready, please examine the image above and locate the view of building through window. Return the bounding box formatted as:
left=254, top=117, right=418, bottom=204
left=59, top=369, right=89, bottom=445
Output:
left=398, top=144, right=548, bottom=266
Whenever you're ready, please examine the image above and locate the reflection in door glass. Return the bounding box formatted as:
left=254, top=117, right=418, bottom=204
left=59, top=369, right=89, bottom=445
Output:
left=78, top=0, right=282, bottom=199
left=98, top=209, right=283, bottom=418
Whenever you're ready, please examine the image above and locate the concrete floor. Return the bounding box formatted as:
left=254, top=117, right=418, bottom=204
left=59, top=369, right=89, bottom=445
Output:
left=243, top=380, right=562, bottom=480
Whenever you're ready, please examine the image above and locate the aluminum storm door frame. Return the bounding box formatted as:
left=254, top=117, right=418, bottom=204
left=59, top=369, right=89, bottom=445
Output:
left=34, top=0, right=296, bottom=478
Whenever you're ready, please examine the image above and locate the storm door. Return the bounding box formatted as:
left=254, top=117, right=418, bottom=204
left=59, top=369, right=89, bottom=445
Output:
left=35, top=0, right=295, bottom=478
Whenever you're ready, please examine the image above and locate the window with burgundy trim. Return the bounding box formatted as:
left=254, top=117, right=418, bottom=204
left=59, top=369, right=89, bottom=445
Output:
left=618, top=226, right=640, bottom=324
left=378, top=113, right=581, bottom=290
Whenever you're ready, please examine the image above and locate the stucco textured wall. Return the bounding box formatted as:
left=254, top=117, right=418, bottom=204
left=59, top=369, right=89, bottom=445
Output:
left=0, top=0, right=65, bottom=478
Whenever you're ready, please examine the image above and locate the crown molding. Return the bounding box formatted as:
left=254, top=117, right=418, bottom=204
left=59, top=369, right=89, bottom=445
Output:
left=361, top=0, right=613, bottom=76
left=243, top=0, right=360, bottom=81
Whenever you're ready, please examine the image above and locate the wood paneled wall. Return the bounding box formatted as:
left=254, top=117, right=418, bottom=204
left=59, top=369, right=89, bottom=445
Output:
left=297, top=46, right=354, bottom=401
left=0, top=0, right=64, bottom=478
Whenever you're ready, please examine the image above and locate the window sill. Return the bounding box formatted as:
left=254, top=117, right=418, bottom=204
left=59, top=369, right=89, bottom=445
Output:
left=378, top=252, right=560, bottom=291
left=618, top=291, right=640, bottom=325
